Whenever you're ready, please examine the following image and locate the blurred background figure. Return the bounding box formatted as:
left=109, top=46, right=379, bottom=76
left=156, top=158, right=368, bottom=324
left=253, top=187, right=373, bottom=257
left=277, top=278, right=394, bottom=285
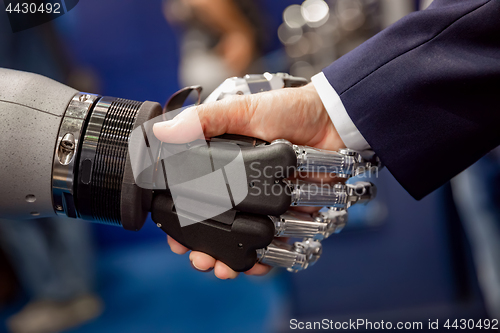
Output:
left=0, top=248, right=19, bottom=311
left=0, top=12, right=102, bottom=333
left=0, top=219, right=101, bottom=333
left=164, top=0, right=267, bottom=98
left=451, top=148, right=500, bottom=319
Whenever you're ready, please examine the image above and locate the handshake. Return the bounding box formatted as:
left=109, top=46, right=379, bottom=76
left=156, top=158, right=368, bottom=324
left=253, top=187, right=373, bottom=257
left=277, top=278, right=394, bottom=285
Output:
left=145, top=74, right=379, bottom=279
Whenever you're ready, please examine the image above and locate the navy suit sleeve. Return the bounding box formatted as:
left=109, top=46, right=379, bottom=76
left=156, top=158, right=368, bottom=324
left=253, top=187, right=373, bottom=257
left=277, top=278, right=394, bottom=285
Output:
left=322, top=0, right=500, bottom=200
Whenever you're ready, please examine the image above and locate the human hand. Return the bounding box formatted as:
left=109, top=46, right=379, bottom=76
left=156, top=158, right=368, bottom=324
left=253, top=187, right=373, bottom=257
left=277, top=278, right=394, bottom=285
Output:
left=153, top=83, right=345, bottom=279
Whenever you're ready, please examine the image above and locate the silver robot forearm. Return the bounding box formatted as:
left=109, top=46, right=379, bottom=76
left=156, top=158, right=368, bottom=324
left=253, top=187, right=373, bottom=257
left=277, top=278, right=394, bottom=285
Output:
left=0, top=68, right=77, bottom=220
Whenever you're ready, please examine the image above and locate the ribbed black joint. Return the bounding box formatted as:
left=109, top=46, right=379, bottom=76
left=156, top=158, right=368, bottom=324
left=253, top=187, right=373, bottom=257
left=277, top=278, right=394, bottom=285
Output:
left=90, top=98, right=142, bottom=225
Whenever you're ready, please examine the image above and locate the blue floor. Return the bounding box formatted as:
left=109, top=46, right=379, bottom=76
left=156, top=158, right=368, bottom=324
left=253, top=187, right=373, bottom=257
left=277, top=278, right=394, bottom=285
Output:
left=1, top=240, right=290, bottom=333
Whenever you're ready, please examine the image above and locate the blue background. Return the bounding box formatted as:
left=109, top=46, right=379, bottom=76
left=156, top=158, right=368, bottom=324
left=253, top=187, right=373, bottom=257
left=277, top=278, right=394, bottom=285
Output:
left=0, top=1, right=488, bottom=332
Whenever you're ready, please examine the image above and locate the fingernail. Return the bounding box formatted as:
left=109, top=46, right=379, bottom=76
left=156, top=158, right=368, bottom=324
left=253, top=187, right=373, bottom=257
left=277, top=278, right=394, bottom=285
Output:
left=190, top=261, right=214, bottom=273
left=153, top=119, right=176, bottom=131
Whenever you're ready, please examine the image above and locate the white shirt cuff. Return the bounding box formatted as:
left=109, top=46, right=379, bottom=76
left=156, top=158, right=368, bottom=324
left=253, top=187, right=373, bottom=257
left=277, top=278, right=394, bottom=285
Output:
left=311, top=72, right=371, bottom=152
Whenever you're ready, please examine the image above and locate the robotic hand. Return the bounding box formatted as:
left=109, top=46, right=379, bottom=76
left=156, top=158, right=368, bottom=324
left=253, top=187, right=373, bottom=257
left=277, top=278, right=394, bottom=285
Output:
left=152, top=74, right=379, bottom=272
left=0, top=68, right=379, bottom=273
